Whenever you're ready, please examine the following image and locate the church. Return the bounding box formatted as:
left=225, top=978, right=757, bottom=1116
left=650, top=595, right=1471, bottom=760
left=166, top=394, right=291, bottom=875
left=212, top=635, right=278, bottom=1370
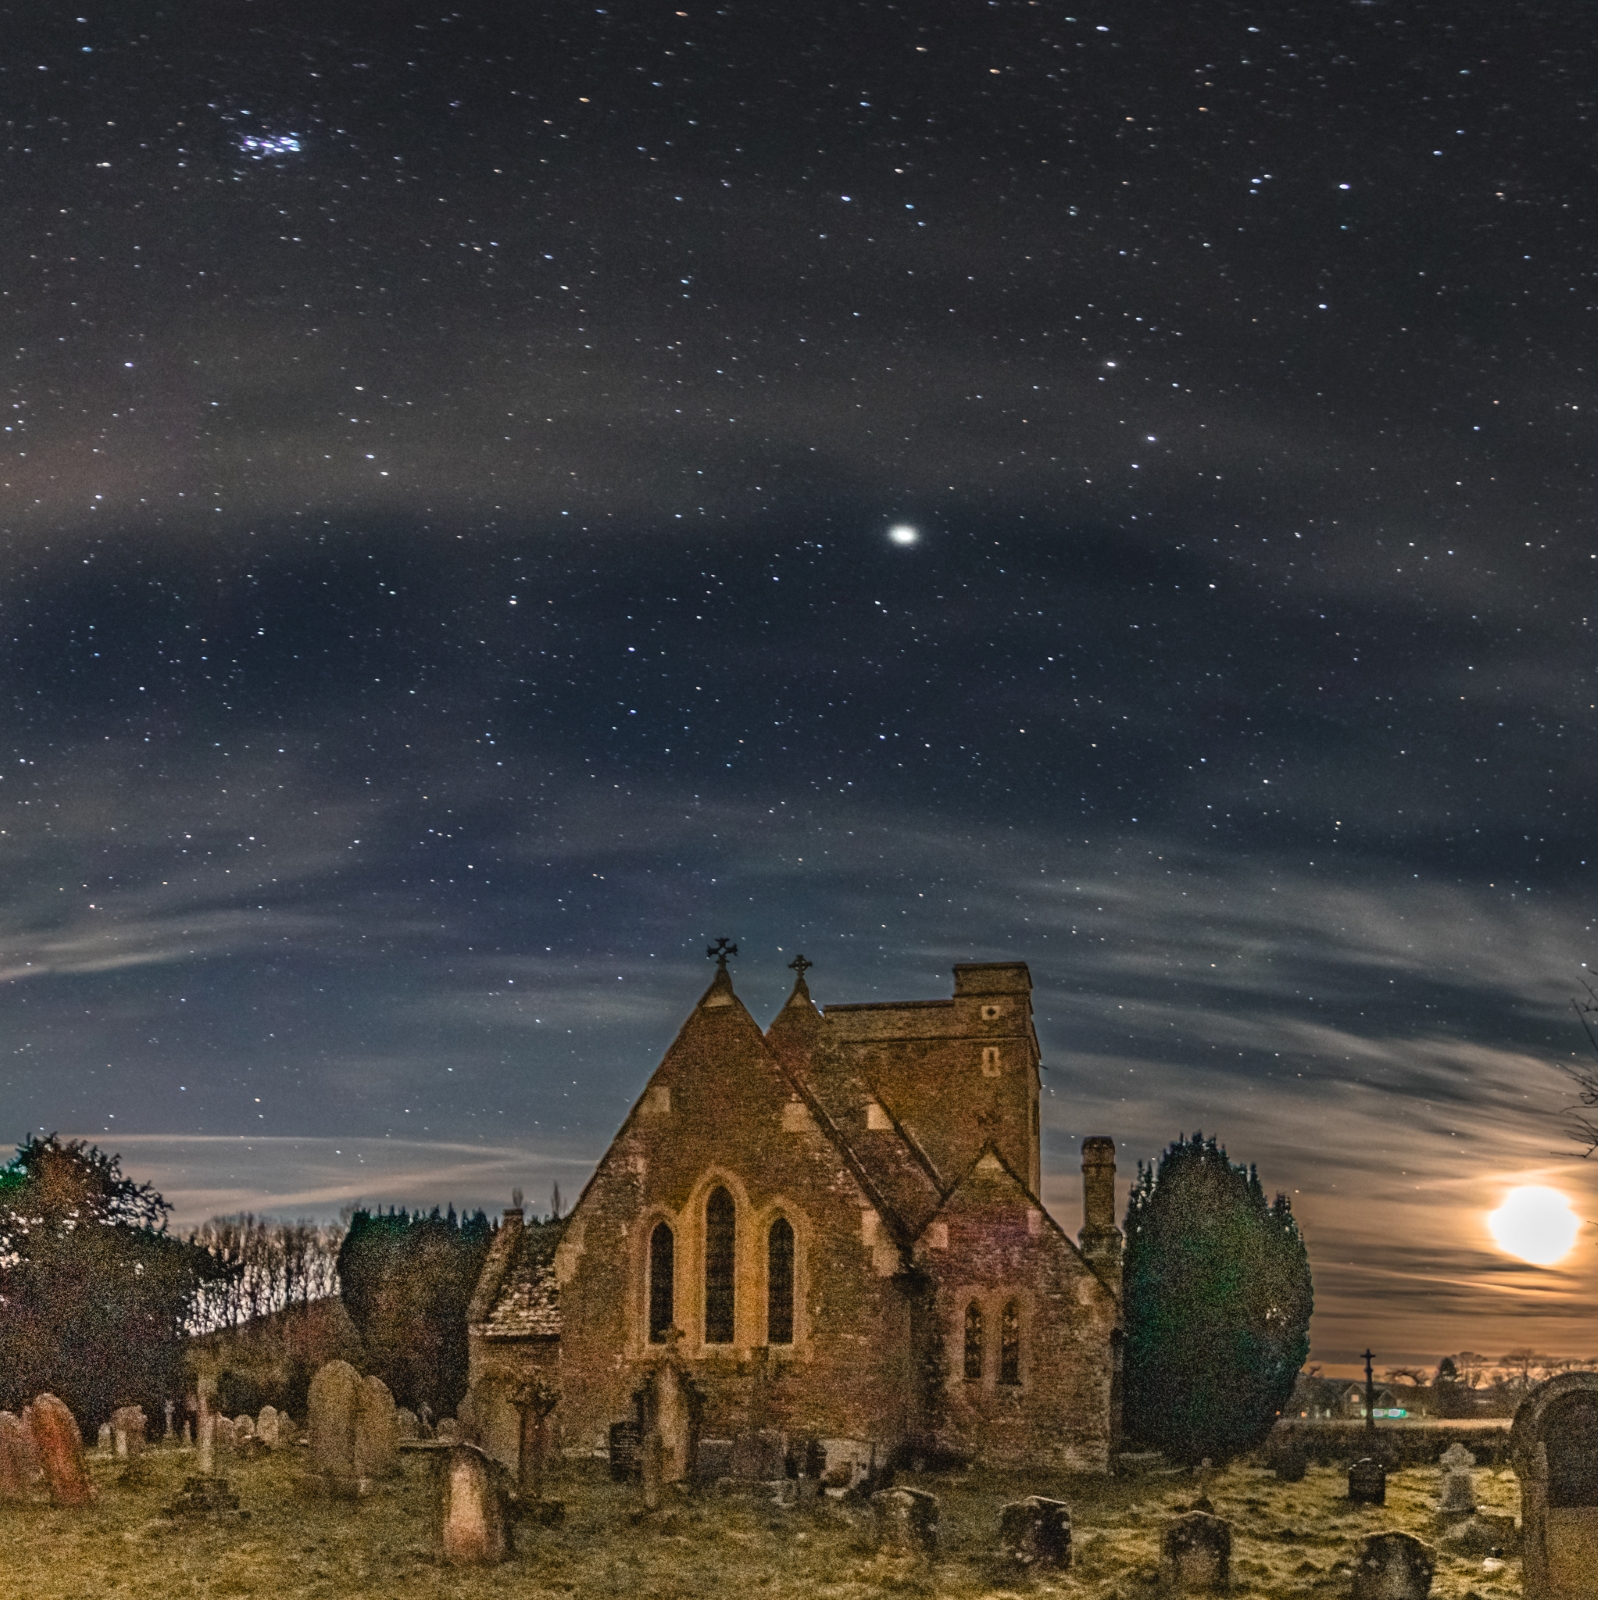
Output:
left=467, top=950, right=1124, bottom=1472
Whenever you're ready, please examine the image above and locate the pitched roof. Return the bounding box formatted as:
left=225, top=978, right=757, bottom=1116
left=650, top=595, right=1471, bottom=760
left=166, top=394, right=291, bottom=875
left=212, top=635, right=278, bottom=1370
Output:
left=474, top=1215, right=566, bottom=1340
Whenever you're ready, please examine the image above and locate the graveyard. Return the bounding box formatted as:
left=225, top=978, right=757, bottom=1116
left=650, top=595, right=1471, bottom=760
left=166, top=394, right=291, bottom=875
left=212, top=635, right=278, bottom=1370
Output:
left=0, top=1425, right=1529, bottom=1599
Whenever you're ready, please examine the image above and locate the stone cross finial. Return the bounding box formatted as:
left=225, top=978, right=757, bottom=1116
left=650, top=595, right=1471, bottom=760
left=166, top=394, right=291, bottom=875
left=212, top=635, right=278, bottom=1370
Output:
left=788, top=954, right=813, bottom=978
left=707, top=937, right=738, bottom=968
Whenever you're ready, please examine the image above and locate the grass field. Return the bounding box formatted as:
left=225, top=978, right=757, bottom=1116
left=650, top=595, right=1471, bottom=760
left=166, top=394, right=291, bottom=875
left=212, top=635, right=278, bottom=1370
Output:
left=0, top=1442, right=1522, bottom=1598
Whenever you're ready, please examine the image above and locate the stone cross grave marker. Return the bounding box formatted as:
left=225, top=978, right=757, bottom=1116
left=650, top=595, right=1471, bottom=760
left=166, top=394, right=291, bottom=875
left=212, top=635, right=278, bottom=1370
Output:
left=1437, top=1441, right=1477, bottom=1519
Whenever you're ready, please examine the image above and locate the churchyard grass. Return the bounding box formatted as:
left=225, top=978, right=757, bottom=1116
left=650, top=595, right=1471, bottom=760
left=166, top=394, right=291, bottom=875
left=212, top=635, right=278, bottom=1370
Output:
left=0, top=1443, right=1522, bottom=1598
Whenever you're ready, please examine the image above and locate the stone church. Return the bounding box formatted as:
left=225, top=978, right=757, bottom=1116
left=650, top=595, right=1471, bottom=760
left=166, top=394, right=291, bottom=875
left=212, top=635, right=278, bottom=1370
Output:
left=468, top=953, right=1123, bottom=1472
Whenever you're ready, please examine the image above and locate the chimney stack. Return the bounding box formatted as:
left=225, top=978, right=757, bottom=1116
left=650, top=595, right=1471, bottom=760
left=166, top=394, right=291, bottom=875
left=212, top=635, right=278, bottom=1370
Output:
left=1079, top=1136, right=1123, bottom=1296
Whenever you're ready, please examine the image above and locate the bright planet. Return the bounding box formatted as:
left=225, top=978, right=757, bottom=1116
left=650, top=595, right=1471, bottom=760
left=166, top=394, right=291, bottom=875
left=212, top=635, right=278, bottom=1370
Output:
left=887, top=524, right=919, bottom=545
left=1486, top=1185, right=1582, bottom=1266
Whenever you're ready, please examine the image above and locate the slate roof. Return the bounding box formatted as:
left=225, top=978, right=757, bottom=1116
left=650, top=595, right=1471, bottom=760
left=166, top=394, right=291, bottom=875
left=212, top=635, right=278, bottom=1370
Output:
left=476, top=1215, right=565, bottom=1339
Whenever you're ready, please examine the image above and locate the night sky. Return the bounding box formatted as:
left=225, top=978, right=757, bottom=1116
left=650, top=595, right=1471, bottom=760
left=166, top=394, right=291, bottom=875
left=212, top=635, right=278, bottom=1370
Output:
left=3, top=0, right=1596, bottom=1370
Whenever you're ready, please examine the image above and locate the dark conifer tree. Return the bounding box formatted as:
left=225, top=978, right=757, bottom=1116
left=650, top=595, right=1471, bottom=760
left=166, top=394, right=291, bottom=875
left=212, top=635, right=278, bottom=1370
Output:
left=1122, top=1132, right=1312, bottom=1463
left=336, top=1204, right=495, bottom=1415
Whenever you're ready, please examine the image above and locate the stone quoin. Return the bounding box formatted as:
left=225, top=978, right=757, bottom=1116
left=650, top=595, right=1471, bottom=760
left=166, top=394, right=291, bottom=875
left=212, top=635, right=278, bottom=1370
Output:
left=469, top=956, right=1123, bottom=1470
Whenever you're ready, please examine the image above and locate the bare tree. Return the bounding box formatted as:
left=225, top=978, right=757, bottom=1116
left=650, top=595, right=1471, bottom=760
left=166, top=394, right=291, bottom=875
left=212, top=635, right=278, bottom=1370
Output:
left=187, top=1215, right=344, bottom=1334
left=1562, top=978, right=1598, bottom=1154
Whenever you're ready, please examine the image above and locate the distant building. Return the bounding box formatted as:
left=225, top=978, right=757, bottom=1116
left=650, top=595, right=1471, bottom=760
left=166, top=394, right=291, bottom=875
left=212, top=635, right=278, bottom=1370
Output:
left=468, top=958, right=1123, bottom=1470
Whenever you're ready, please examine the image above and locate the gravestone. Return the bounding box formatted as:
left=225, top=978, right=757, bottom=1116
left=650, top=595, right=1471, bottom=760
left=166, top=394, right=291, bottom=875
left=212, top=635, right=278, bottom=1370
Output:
left=354, top=1375, right=400, bottom=1482
left=513, top=1378, right=558, bottom=1504
left=609, top=1419, right=641, bottom=1481
left=731, top=1428, right=786, bottom=1481
left=1349, top=1456, right=1387, bottom=1505
left=819, top=1437, right=875, bottom=1490
left=640, top=1362, right=695, bottom=1483
left=98, top=1422, right=113, bottom=1453
left=214, top=1415, right=237, bottom=1454
left=309, top=1359, right=361, bottom=1488
left=164, top=1400, right=175, bottom=1441
left=1270, top=1436, right=1308, bottom=1482
left=1437, top=1441, right=1477, bottom=1519
left=436, top=1417, right=460, bottom=1444
left=0, top=1412, right=35, bottom=1500
left=255, top=1406, right=279, bottom=1448
left=1511, top=1371, right=1598, bottom=1600
left=462, top=1375, right=520, bottom=1472
left=697, top=1438, right=734, bottom=1481
left=871, top=1486, right=939, bottom=1556
left=233, top=1414, right=254, bottom=1446
left=998, top=1496, right=1072, bottom=1568
left=25, top=1394, right=94, bottom=1506
left=435, top=1445, right=507, bottom=1565
left=641, top=1428, right=664, bottom=1513
left=396, top=1408, right=419, bottom=1443
left=1159, top=1511, right=1231, bottom=1593
left=1351, top=1531, right=1435, bottom=1600
left=111, top=1406, right=146, bottom=1458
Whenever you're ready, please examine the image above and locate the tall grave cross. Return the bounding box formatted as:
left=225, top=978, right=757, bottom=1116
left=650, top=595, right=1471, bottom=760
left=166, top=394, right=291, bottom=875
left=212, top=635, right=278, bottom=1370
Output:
left=1363, top=1348, right=1376, bottom=1435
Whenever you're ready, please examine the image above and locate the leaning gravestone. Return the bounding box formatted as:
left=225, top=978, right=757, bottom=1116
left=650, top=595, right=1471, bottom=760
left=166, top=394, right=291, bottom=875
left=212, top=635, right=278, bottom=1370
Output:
left=871, top=1486, right=939, bottom=1556
left=0, top=1412, right=35, bottom=1500
left=25, top=1394, right=95, bottom=1506
left=309, top=1360, right=362, bottom=1490
left=1351, top=1531, right=1435, bottom=1600
left=998, top=1496, right=1072, bottom=1568
left=1437, top=1442, right=1477, bottom=1520
left=354, top=1375, right=400, bottom=1482
left=1159, top=1511, right=1231, bottom=1594
left=1349, top=1456, right=1388, bottom=1505
left=255, top=1406, right=279, bottom=1448
left=435, top=1445, right=507, bottom=1565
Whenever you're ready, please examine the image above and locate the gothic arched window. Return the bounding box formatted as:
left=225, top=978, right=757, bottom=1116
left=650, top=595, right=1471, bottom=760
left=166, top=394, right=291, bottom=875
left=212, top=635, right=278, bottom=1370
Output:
left=999, top=1299, right=1022, bottom=1385
left=648, top=1221, right=674, bottom=1344
left=704, top=1186, right=736, bottom=1344
left=767, top=1217, right=795, bottom=1345
left=963, top=1301, right=984, bottom=1381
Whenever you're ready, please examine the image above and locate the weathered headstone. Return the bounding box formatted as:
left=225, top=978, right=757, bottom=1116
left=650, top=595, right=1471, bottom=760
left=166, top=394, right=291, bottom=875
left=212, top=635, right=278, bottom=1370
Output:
left=436, top=1417, right=460, bottom=1444
left=396, top=1407, right=419, bottom=1443
left=25, top=1394, right=94, bottom=1506
left=462, top=1376, right=520, bottom=1472
left=1512, top=1372, right=1598, bottom=1600
left=163, top=1400, right=175, bottom=1441
left=1159, top=1511, right=1231, bottom=1593
left=1349, top=1456, right=1387, bottom=1505
left=213, top=1415, right=236, bottom=1453
left=354, top=1375, right=400, bottom=1482
left=642, top=1362, right=694, bottom=1483
left=98, top=1422, right=113, bottom=1453
left=435, top=1445, right=507, bottom=1565
left=309, top=1359, right=361, bottom=1487
left=233, top=1414, right=254, bottom=1446
left=871, top=1486, right=939, bottom=1556
left=1351, top=1531, right=1435, bottom=1600
left=819, top=1437, right=874, bottom=1490
left=730, top=1427, right=786, bottom=1481
left=641, top=1428, right=664, bottom=1513
left=111, top=1406, right=146, bottom=1458
left=998, top=1496, right=1072, bottom=1568
left=255, top=1405, right=279, bottom=1448
left=1271, top=1436, right=1308, bottom=1482
left=0, top=1412, right=34, bottom=1501
left=513, top=1378, right=558, bottom=1504
left=1436, top=1441, right=1477, bottom=1518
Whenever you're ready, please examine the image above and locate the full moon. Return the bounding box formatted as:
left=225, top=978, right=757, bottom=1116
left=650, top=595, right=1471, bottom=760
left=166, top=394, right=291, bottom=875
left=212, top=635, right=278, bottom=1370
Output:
left=1487, top=1186, right=1582, bottom=1265
left=888, top=524, right=919, bottom=545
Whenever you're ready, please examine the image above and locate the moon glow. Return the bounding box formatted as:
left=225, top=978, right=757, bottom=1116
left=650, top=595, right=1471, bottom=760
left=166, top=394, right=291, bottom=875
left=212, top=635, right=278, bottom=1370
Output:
left=1486, top=1186, right=1581, bottom=1266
